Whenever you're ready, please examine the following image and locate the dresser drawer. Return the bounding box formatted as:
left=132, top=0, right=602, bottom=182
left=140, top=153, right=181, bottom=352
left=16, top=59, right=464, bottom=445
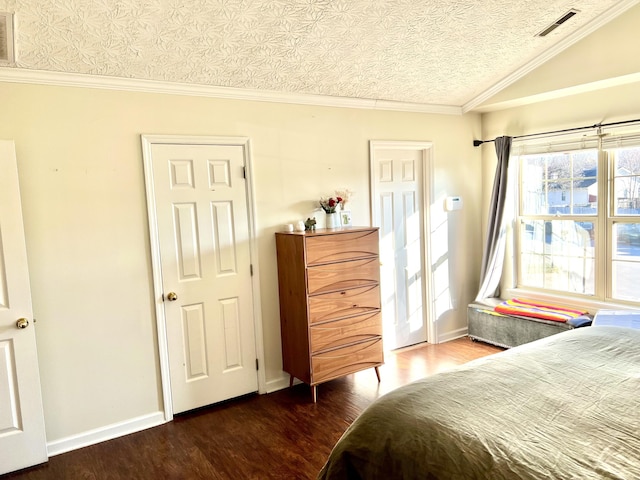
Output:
left=309, top=285, right=380, bottom=324
left=312, top=338, right=383, bottom=384
left=310, top=312, right=382, bottom=353
left=307, top=258, right=380, bottom=295
left=305, top=229, right=378, bottom=266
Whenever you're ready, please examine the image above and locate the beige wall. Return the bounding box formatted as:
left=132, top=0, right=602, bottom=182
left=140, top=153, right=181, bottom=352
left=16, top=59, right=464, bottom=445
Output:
left=0, top=81, right=481, bottom=443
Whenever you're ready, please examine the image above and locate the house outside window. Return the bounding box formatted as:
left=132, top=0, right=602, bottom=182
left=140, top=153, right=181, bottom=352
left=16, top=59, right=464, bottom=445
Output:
left=514, top=133, right=640, bottom=305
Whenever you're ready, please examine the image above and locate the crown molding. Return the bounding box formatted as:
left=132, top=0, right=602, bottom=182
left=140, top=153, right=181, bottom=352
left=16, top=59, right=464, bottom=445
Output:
left=471, top=72, right=640, bottom=113
left=463, top=0, right=640, bottom=113
left=0, top=67, right=463, bottom=116
left=373, top=99, right=462, bottom=115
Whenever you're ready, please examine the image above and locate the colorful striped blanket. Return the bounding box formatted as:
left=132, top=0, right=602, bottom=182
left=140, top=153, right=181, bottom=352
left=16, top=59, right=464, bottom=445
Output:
left=494, top=298, right=588, bottom=323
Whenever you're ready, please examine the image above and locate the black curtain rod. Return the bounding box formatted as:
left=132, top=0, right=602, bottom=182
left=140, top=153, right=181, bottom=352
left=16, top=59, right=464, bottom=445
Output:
left=472, top=118, right=640, bottom=147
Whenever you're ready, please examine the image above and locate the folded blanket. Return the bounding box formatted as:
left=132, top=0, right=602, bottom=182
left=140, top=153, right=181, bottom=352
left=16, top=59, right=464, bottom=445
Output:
left=495, top=298, right=588, bottom=323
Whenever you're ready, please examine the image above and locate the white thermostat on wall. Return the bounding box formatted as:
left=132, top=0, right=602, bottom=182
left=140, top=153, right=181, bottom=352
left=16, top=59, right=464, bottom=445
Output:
left=444, top=196, right=463, bottom=211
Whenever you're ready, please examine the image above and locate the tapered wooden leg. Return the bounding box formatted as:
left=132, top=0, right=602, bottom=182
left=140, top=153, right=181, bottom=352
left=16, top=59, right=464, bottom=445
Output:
left=374, top=366, right=381, bottom=382
left=289, top=375, right=294, bottom=387
left=311, top=385, right=317, bottom=403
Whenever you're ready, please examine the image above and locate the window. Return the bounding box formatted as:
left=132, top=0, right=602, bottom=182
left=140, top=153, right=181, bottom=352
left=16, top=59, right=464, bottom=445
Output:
left=608, top=143, right=640, bottom=302
left=514, top=134, right=640, bottom=304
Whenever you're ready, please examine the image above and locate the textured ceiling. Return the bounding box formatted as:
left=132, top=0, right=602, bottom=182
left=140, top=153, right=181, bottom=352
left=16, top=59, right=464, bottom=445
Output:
left=0, top=0, right=633, bottom=108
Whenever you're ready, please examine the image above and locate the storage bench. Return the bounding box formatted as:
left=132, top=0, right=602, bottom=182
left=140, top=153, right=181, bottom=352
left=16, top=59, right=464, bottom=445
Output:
left=468, top=303, right=576, bottom=349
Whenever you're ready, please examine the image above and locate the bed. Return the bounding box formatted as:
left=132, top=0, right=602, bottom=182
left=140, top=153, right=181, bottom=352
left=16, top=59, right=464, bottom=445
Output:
left=318, top=326, right=640, bottom=479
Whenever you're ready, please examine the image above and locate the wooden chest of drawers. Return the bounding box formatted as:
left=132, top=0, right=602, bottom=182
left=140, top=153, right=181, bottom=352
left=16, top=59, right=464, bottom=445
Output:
left=275, top=227, right=383, bottom=402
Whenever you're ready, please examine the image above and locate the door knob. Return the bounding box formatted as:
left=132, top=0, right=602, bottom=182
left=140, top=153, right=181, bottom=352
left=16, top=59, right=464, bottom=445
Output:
left=166, top=292, right=178, bottom=301
left=16, top=318, right=29, bottom=329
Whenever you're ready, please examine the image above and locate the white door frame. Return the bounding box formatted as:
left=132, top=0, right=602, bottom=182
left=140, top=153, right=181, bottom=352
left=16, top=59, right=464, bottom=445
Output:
left=141, top=134, right=266, bottom=422
left=369, top=140, right=437, bottom=344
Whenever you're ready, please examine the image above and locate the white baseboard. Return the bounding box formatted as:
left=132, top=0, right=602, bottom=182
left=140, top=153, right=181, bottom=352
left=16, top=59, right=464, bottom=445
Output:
left=47, top=411, right=166, bottom=457
left=438, top=327, right=469, bottom=343
left=45, top=378, right=298, bottom=457
left=46, top=378, right=294, bottom=457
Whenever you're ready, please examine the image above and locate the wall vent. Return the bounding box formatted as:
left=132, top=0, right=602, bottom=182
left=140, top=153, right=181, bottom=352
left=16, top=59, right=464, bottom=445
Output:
left=0, top=12, right=14, bottom=65
left=537, top=9, right=579, bottom=37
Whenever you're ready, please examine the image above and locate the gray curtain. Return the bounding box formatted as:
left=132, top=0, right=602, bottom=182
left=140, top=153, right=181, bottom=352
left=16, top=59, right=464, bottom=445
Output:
left=475, top=136, right=513, bottom=302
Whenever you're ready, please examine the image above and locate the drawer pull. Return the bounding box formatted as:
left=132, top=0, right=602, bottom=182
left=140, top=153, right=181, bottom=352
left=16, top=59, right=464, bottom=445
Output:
left=352, top=304, right=358, bottom=308
left=340, top=291, right=346, bottom=295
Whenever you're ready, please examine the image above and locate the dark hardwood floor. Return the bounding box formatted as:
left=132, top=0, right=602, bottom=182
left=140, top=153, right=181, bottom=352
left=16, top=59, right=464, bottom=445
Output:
left=4, top=337, right=501, bottom=480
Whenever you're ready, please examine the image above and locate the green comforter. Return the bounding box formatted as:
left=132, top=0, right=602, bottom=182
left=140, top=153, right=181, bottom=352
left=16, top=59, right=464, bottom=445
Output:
left=318, top=326, right=640, bottom=479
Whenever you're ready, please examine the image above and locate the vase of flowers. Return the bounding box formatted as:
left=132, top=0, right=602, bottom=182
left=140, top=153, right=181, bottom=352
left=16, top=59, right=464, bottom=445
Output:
left=320, top=196, right=343, bottom=228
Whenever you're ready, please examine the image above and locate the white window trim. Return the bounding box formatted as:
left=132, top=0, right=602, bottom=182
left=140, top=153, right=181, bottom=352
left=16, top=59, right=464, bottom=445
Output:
left=506, top=131, right=640, bottom=312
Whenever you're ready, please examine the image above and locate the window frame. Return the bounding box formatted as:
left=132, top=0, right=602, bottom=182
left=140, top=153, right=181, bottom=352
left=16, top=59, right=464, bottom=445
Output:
left=514, top=146, right=601, bottom=300
left=605, top=145, right=640, bottom=302
left=511, top=132, right=640, bottom=308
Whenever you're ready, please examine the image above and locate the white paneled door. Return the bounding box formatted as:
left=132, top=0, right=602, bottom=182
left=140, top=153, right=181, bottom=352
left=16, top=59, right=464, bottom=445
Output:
left=370, top=141, right=433, bottom=350
left=147, top=141, right=258, bottom=414
left=0, top=141, right=48, bottom=474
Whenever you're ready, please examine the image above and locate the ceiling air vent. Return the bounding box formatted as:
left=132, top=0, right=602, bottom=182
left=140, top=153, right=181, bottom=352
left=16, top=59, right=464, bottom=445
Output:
left=537, top=9, right=579, bottom=37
